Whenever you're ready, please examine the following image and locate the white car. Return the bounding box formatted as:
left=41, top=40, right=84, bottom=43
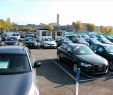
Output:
left=41, top=37, right=57, bottom=48
left=11, top=33, right=20, bottom=40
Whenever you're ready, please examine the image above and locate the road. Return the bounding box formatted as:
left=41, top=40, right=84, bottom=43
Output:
left=30, top=48, right=113, bottom=95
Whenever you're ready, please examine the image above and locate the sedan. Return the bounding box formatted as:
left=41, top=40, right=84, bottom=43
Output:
left=23, top=37, right=40, bottom=48
left=41, top=37, right=57, bottom=48
left=0, top=46, right=41, bottom=95
left=95, top=44, right=113, bottom=70
left=3, top=37, right=19, bottom=46
left=57, top=43, right=108, bottom=74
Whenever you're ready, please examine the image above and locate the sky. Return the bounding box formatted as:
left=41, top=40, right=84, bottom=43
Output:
left=0, top=0, right=113, bottom=26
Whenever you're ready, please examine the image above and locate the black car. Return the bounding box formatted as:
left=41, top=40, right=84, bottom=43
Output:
left=95, top=44, right=113, bottom=70
left=56, top=37, right=72, bottom=47
left=67, top=36, right=89, bottom=46
left=3, top=37, right=19, bottom=46
left=23, top=37, right=40, bottom=48
left=87, top=38, right=102, bottom=51
left=57, top=43, right=108, bottom=74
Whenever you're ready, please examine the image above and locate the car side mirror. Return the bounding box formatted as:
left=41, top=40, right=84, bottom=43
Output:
left=33, top=61, right=41, bottom=68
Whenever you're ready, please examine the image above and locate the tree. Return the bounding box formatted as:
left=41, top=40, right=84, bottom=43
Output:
left=73, top=21, right=83, bottom=33
left=100, top=26, right=110, bottom=34
left=46, top=24, right=54, bottom=30
left=0, top=19, right=6, bottom=31
left=87, top=23, right=96, bottom=32
left=5, top=18, right=12, bottom=31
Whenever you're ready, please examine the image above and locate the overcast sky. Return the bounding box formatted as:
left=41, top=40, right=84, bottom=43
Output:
left=0, top=0, right=113, bottom=26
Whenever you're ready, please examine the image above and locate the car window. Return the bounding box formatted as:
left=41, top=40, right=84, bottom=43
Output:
left=67, top=46, right=73, bottom=53
left=75, top=46, right=94, bottom=55
left=97, top=46, right=104, bottom=52
left=0, top=54, right=31, bottom=74
left=62, top=43, right=68, bottom=50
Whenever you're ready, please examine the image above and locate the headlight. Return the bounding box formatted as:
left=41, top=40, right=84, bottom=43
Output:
left=34, top=42, right=38, bottom=45
left=104, top=60, right=108, bottom=65
left=81, top=62, right=92, bottom=67
left=28, top=84, right=39, bottom=95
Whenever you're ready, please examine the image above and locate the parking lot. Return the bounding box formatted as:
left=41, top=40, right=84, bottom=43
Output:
left=30, top=48, right=113, bottom=95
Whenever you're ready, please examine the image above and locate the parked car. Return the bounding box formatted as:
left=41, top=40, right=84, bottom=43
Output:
left=105, top=35, right=113, bottom=42
left=56, top=37, right=72, bottom=47
left=23, top=37, right=40, bottom=48
left=95, top=44, right=113, bottom=70
left=57, top=43, right=108, bottom=74
left=0, top=46, right=41, bottom=95
left=71, top=37, right=89, bottom=46
left=87, top=38, right=102, bottom=51
left=41, top=37, right=57, bottom=48
left=3, top=37, right=19, bottom=46
left=11, top=33, right=20, bottom=40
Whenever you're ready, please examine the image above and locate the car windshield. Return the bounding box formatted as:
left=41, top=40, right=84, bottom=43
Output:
left=91, top=38, right=101, bottom=44
left=75, top=38, right=86, bottom=43
left=44, top=38, right=54, bottom=41
left=105, top=46, right=113, bottom=53
left=12, top=34, right=19, bottom=36
left=74, top=46, right=94, bottom=55
left=0, top=54, right=30, bottom=75
left=63, top=38, right=71, bottom=42
left=99, top=38, right=112, bottom=44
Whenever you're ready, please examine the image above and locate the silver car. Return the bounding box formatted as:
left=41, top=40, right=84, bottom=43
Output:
left=0, top=46, right=41, bottom=95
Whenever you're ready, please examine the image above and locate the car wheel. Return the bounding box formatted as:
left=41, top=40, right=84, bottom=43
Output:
left=57, top=53, right=62, bottom=62
left=109, top=61, right=113, bottom=71
left=73, top=64, right=77, bottom=73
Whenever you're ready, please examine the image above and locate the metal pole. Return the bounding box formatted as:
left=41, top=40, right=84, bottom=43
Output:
left=76, top=68, right=80, bottom=95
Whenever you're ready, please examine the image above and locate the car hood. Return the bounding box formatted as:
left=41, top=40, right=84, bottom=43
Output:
left=24, top=41, right=36, bottom=43
left=0, top=72, right=32, bottom=95
left=5, top=41, right=17, bottom=43
left=76, top=54, right=108, bottom=65
left=44, top=41, right=56, bottom=44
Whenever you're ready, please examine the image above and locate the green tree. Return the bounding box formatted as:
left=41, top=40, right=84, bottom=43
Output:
left=87, top=23, right=96, bottom=32
left=73, top=21, right=83, bottom=33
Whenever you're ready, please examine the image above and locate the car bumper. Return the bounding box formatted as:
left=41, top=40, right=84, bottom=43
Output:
left=80, top=65, right=109, bottom=74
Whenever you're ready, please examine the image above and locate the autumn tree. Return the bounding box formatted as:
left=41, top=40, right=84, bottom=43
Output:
left=5, top=18, right=12, bottom=31
left=0, top=19, right=6, bottom=31
left=87, top=23, right=96, bottom=32
left=73, top=21, right=83, bottom=33
left=100, top=26, right=111, bottom=34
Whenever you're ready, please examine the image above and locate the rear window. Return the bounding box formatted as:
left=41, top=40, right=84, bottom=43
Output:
left=0, top=54, right=31, bottom=75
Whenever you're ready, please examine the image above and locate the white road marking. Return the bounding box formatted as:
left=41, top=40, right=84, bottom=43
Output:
left=49, top=57, right=95, bottom=82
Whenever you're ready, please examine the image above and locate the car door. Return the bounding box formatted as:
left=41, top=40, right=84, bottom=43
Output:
left=65, top=45, right=74, bottom=64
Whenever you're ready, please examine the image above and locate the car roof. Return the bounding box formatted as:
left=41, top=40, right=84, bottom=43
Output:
left=0, top=46, right=27, bottom=54
left=98, top=43, right=113, bottom=47
left=66, top=42, right=87, bottom=47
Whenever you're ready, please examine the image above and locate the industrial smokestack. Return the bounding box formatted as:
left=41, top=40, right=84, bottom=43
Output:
left=57, top=14, right=59, bottom=26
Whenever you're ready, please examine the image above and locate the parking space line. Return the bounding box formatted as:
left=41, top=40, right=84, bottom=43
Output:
left=49, top=57, right=95, bottom=82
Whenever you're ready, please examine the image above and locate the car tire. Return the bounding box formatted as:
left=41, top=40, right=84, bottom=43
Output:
left=109, top=61, right=113, bottom=71
left=73, top=64, right=77, bottom=73
left=57, top=53, right=62, bottom=62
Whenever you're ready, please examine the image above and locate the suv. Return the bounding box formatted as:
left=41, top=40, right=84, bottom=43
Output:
left=0, top=46, right=41, bottom=95
left=57, top=43, right=108, bottom=74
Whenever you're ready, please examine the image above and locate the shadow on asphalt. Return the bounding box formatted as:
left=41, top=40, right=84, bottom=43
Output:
left=36, top=59, right=75, bottom=87
left=36, top=58, right=98, bottom=86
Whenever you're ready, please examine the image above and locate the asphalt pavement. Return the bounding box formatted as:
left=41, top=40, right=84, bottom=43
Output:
left=30, top=48, right=113, bottom=95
